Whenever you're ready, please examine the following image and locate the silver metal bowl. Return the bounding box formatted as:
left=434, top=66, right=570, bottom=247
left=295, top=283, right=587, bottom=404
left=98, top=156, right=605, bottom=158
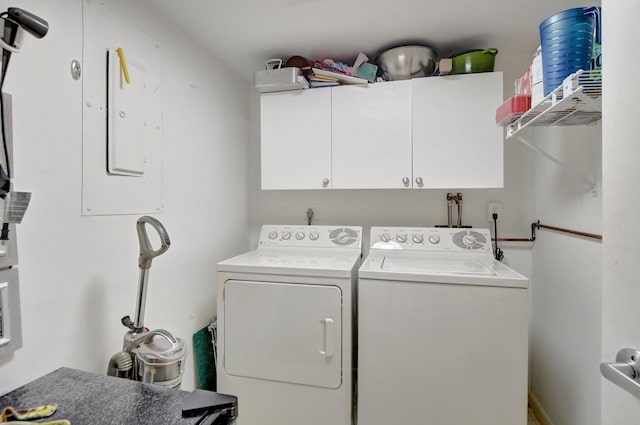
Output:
left=375, top=45, right=438, bottom=80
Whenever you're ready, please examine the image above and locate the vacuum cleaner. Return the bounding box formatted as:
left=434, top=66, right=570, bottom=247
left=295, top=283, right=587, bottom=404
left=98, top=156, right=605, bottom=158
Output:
left=107, top=216, right=187, bottom=388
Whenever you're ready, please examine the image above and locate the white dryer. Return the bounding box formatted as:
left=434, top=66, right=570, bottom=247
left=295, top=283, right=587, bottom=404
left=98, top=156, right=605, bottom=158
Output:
left=217, top=225, right=362, bottom=425
left=358, top=227, right=529, bottom=425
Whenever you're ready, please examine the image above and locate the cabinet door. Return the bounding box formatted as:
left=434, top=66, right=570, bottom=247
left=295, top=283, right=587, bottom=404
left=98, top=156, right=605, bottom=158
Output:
left=331, top=81, right=412, bottom=189
left=260, top=89, right=332, bottom=190
left=412, top=72, right=504, bottom=188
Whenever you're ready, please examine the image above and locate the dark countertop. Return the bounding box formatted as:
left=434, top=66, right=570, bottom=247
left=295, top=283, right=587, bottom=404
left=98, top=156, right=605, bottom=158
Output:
left=0, top=367, right=201, bottom=424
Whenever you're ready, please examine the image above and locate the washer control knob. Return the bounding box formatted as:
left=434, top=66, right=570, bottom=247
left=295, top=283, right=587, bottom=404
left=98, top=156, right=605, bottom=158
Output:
left=309, top=231, right=319, bottom=241
left=337, top=232, right=350, bottom=243
left=380, top=233, right=391, bottom=243
left=295, top=232, right=305, bottom=240
left=396, top=234, right=407, bottom=243
left=268, top=231, right=278, bottom=240
left=282, top=231, right=292, bottom=240
left=412, top=234, right=424, bottom=244
left=462, top=234, right=477, bottom=247
left=428, top=234, right=441, bottom=244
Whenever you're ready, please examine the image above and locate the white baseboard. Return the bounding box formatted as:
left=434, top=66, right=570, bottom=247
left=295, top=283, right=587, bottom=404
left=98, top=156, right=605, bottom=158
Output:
left=529, top=393, right=555, bottom=425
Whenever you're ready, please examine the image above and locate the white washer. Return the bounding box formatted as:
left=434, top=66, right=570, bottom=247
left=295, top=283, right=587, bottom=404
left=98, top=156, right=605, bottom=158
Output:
left=217, top=225, right=362, bottom=425
left=358, top=227, right=529, bottom=425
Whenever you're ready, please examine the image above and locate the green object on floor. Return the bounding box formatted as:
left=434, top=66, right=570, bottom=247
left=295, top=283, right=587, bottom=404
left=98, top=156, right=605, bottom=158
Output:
left=193, top=324, right=216, bottom=391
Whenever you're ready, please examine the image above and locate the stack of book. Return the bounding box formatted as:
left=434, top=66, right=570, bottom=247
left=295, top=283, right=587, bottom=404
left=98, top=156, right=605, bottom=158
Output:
left=308, top=68, right=368, bottom=88
left=308, top=69, right=340, bottom=88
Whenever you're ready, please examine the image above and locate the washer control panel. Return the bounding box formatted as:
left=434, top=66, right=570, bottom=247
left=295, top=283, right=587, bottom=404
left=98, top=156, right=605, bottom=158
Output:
left=259, top=225, right=362, bottom=248
left=370, top=227, right=492, bottom=253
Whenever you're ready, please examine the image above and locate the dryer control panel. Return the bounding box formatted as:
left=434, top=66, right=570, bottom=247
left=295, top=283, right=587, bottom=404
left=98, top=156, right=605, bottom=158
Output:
left=370, top=227, right=492, bottom=254
left=259, top=225, right=362, bottom=249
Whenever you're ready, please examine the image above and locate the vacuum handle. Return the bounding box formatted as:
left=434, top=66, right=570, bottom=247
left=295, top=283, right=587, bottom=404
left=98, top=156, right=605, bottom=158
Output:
left=137, top=216, right=170, bottom=270
left=144, top=328, right=178, bottom=345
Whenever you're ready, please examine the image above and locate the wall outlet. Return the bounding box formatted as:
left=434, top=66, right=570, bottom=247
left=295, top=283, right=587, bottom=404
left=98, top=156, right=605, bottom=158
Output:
left=488, top=202, right=502, bottom=222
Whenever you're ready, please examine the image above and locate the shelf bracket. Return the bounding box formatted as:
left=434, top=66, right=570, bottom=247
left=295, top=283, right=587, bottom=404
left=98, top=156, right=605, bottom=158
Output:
left=512, top=135, right=597, bottom=197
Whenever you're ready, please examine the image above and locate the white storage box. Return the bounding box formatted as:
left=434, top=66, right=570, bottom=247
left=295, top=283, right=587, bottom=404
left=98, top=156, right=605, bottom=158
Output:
left=254, top=59, right=309, bottom=93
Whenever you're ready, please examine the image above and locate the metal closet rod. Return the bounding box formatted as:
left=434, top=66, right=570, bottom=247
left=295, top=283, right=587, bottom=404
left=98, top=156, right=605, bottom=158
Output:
left=493, top=221, right=602, bottom=243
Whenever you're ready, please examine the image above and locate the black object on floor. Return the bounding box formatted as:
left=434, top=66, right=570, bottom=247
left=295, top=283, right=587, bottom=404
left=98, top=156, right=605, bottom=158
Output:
left=182, top=389, right=238, bottom=425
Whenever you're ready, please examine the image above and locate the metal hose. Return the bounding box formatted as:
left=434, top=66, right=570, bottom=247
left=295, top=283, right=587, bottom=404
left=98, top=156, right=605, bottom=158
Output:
left=107, top=351, right=133, bottom=378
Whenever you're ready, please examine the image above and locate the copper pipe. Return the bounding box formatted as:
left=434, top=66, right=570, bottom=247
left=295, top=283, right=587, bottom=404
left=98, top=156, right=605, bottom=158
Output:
left=536, top=222, right=602, bottom=240
left=446, top=193, right=454, bottom=228
left=491, top=221, right=602, bottom=243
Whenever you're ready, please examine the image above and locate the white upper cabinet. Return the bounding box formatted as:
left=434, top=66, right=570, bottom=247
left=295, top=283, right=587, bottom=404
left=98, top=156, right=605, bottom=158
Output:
left=412, top=72, right=504, bottom=188
left=331, top=81, right=412, bottom=189
left=260, top=88, right=332, bottom=190
left=259, top=72, right=504, bottom=190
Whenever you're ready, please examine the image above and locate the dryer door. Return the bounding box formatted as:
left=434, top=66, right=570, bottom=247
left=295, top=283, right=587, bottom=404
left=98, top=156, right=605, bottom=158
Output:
left=223, top=280, right=342, bottom=389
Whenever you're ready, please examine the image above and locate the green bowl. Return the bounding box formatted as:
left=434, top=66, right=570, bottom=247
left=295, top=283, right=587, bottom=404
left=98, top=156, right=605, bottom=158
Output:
left=450, top=48, right=498, bottom=75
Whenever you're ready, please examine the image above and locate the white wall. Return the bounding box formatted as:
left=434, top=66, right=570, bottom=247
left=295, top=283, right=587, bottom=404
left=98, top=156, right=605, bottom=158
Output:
left=527, top=84, right=603, bottom=425
left=601, top=0, right=640, bottom=422
left=0, top=0, right=250, bottom=393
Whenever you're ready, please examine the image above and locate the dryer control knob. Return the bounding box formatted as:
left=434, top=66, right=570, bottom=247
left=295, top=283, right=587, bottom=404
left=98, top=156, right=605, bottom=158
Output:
left=412, top=234, right=424, bottom=244
left=268, top=231, right=278, bottom=240
left=396, top=234, right=408, bottom=243
left=428, top=234, right=441, bottom=244
left=295, top=232, right=305, bottom=240
left=462, top=234, right=477, bottom=247
left=282, top=231, right=292, bottom=240
left=380, top=233, right=391, bottom=242
left=309, top=231, right=319, bottom=241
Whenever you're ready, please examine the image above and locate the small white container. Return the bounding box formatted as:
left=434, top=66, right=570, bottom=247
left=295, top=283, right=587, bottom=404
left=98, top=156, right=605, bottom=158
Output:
left=531, top=47, right=543, bottom=85
left=531, top=81, right=546, bottom=107
left=254, top=59, right=309, bottom=93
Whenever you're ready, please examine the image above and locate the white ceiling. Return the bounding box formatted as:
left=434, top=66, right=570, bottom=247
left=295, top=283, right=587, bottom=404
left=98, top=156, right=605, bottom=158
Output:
left=137, top=0, right=598, bottom=81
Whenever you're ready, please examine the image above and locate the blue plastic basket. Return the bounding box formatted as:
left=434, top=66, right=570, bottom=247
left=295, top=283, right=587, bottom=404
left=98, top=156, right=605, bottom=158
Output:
left=539, top=7, right=601, bottom=95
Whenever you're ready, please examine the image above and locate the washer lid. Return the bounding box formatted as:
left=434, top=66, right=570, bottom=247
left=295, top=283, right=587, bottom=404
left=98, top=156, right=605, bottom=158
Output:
left=382, top=255, right=496, bottom=276
left=359, top=251, right=528, bottom=288
left=217, top=248, right=361, bottom=278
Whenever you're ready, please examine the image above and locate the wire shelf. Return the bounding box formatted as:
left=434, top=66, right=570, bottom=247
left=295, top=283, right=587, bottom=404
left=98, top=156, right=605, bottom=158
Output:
left=506, top=70, right=602, bottom=138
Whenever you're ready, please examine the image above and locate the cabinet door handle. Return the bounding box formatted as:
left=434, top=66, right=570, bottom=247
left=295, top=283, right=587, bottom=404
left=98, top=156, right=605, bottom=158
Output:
left=415, top=177, right=424, bottom=187
left=402, top=177, right=410, bottom=187
left=322, top=178, right=330, bottom=188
